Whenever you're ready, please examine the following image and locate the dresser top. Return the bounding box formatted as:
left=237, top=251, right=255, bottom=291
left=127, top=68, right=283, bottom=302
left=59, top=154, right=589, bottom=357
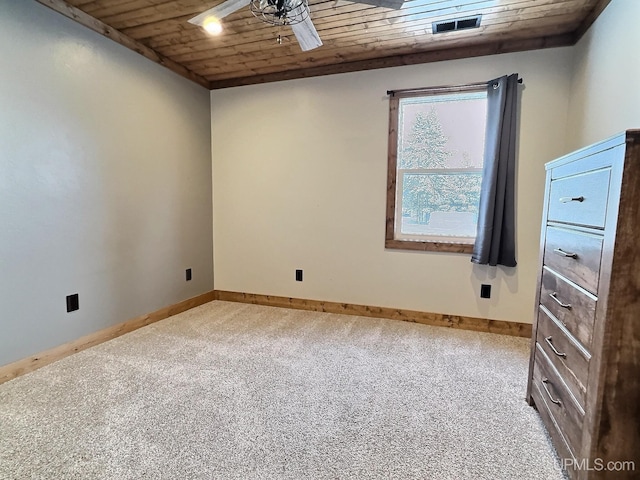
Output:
left=546, top=129, right=640, bottom=171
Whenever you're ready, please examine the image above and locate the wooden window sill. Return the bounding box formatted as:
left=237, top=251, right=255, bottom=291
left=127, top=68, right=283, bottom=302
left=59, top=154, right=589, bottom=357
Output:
left=385, top=239, right=474, bottom=253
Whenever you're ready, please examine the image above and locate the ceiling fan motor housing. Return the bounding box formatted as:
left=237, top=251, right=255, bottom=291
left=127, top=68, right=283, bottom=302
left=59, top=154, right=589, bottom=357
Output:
left=251, top=0, right=309, bottom=25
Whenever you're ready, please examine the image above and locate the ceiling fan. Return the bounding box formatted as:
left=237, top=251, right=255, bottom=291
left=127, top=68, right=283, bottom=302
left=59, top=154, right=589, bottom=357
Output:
left=188, top=0, right=406, bottom=52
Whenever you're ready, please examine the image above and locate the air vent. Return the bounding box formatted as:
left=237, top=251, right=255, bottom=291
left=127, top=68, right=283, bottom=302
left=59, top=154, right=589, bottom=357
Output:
left=434, top=21, right=456, bottom=33
left=432, top=15, right=482, bottom=34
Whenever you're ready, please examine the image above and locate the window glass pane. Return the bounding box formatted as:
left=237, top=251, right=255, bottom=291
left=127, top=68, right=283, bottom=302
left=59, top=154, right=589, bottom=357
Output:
left=400, top=172, right=482, bottom=238
left=398, top=92, right=487, bottom=169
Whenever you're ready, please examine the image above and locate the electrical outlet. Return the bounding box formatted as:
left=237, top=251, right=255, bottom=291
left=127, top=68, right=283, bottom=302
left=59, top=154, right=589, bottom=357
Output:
left=186, top=268, right=192, bottom=281
left=66, top=294, right=79, bottom=312
left=295, top=269, right=303, bottom=282
left=480, top=284, right=491, bottom=299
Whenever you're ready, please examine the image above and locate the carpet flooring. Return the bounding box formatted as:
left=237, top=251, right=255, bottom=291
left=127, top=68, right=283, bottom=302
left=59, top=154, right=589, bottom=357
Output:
left=0, top=301, right=565, bottom=479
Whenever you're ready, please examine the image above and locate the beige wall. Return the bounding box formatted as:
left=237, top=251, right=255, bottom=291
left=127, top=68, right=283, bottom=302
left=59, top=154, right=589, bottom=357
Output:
left=211, top=48, right=574, bottom=323
left=566, top=0, right=640, bottom=150
left=0, top=1, right=213, bottom=366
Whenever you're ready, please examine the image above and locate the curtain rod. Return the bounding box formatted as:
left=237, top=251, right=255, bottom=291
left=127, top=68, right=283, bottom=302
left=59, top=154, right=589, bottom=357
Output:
left=387, top=77, right=523, bottom=96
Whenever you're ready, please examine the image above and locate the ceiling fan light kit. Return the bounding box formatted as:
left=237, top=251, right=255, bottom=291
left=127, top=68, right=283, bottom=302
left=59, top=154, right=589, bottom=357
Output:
left=203, top=17, right=224, bottom=35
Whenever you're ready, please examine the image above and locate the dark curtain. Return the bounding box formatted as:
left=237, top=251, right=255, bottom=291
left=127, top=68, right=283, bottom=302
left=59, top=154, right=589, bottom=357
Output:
left=471, top=74, right=520, bottom=267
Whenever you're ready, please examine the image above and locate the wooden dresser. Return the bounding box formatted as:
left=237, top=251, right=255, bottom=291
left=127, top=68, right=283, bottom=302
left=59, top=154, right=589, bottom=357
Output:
left=526, top=130, right=640, bottom=479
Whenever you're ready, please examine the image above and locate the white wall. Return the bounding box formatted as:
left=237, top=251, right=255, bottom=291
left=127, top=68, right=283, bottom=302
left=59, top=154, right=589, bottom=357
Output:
left=211, top=48, right=574, bottom=323
left=0, top=1, right=213, bottom=366
left=566, top=0, right=640, bottom=149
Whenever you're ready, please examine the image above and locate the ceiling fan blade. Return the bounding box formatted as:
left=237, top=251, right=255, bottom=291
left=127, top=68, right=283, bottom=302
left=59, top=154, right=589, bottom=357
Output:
left=290, top=6, right=323, bottom=51
left=351, top=0, right=405, bottom=9
left=188, top=0, right=251, bottom=25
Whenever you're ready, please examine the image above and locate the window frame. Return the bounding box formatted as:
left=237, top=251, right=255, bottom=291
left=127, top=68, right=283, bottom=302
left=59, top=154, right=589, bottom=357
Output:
left=385, top=84, right=488, bottom=253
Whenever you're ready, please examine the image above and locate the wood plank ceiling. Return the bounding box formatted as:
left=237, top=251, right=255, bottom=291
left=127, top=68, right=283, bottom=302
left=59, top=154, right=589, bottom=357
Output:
left=36, top=0, right=610, bottom=89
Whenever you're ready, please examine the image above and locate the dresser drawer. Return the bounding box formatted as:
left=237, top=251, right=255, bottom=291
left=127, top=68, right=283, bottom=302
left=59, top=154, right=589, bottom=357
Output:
left=540, top=267, right=596, bottom=350
left=547, top=168, right=610, bottom=228
left=530, top=374, right=577, bottom=470
left=543, top=227, right=603, bottom=295
left=532, top=345, right=585, bottom=458
left=536, top=307, right=590, bottom=409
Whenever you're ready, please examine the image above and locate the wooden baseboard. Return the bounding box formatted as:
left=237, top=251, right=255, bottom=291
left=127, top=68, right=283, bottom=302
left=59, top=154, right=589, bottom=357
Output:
left=0, top=290, right=216, bottom=385
left=1, top=289, right=531, bottom=384
left=215, top=290, right=533, bottom=338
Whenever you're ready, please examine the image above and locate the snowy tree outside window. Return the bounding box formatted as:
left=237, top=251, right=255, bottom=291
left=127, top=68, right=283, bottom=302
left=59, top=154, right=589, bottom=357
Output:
left=387, top=88, right=488, bottom=250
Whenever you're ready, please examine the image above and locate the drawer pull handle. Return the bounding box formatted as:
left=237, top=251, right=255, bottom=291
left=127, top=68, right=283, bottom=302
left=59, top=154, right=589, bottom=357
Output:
left=541, top=377, right=562, bottom=405
left=559, top=196, right=584, bottom=203
left=544, top=336, right=567, bottom=358
left=553, top=248, right=578, bottom=259
left=549, top=292, right=572, bottom=309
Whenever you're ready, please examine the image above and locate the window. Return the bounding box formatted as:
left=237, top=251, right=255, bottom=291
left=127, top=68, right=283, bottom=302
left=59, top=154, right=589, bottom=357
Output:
left=385, top=85, right=488, bottom=253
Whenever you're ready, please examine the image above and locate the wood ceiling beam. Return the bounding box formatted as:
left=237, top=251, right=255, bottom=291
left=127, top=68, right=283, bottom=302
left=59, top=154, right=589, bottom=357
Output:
left=33, top=0, right=210, bottom=88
